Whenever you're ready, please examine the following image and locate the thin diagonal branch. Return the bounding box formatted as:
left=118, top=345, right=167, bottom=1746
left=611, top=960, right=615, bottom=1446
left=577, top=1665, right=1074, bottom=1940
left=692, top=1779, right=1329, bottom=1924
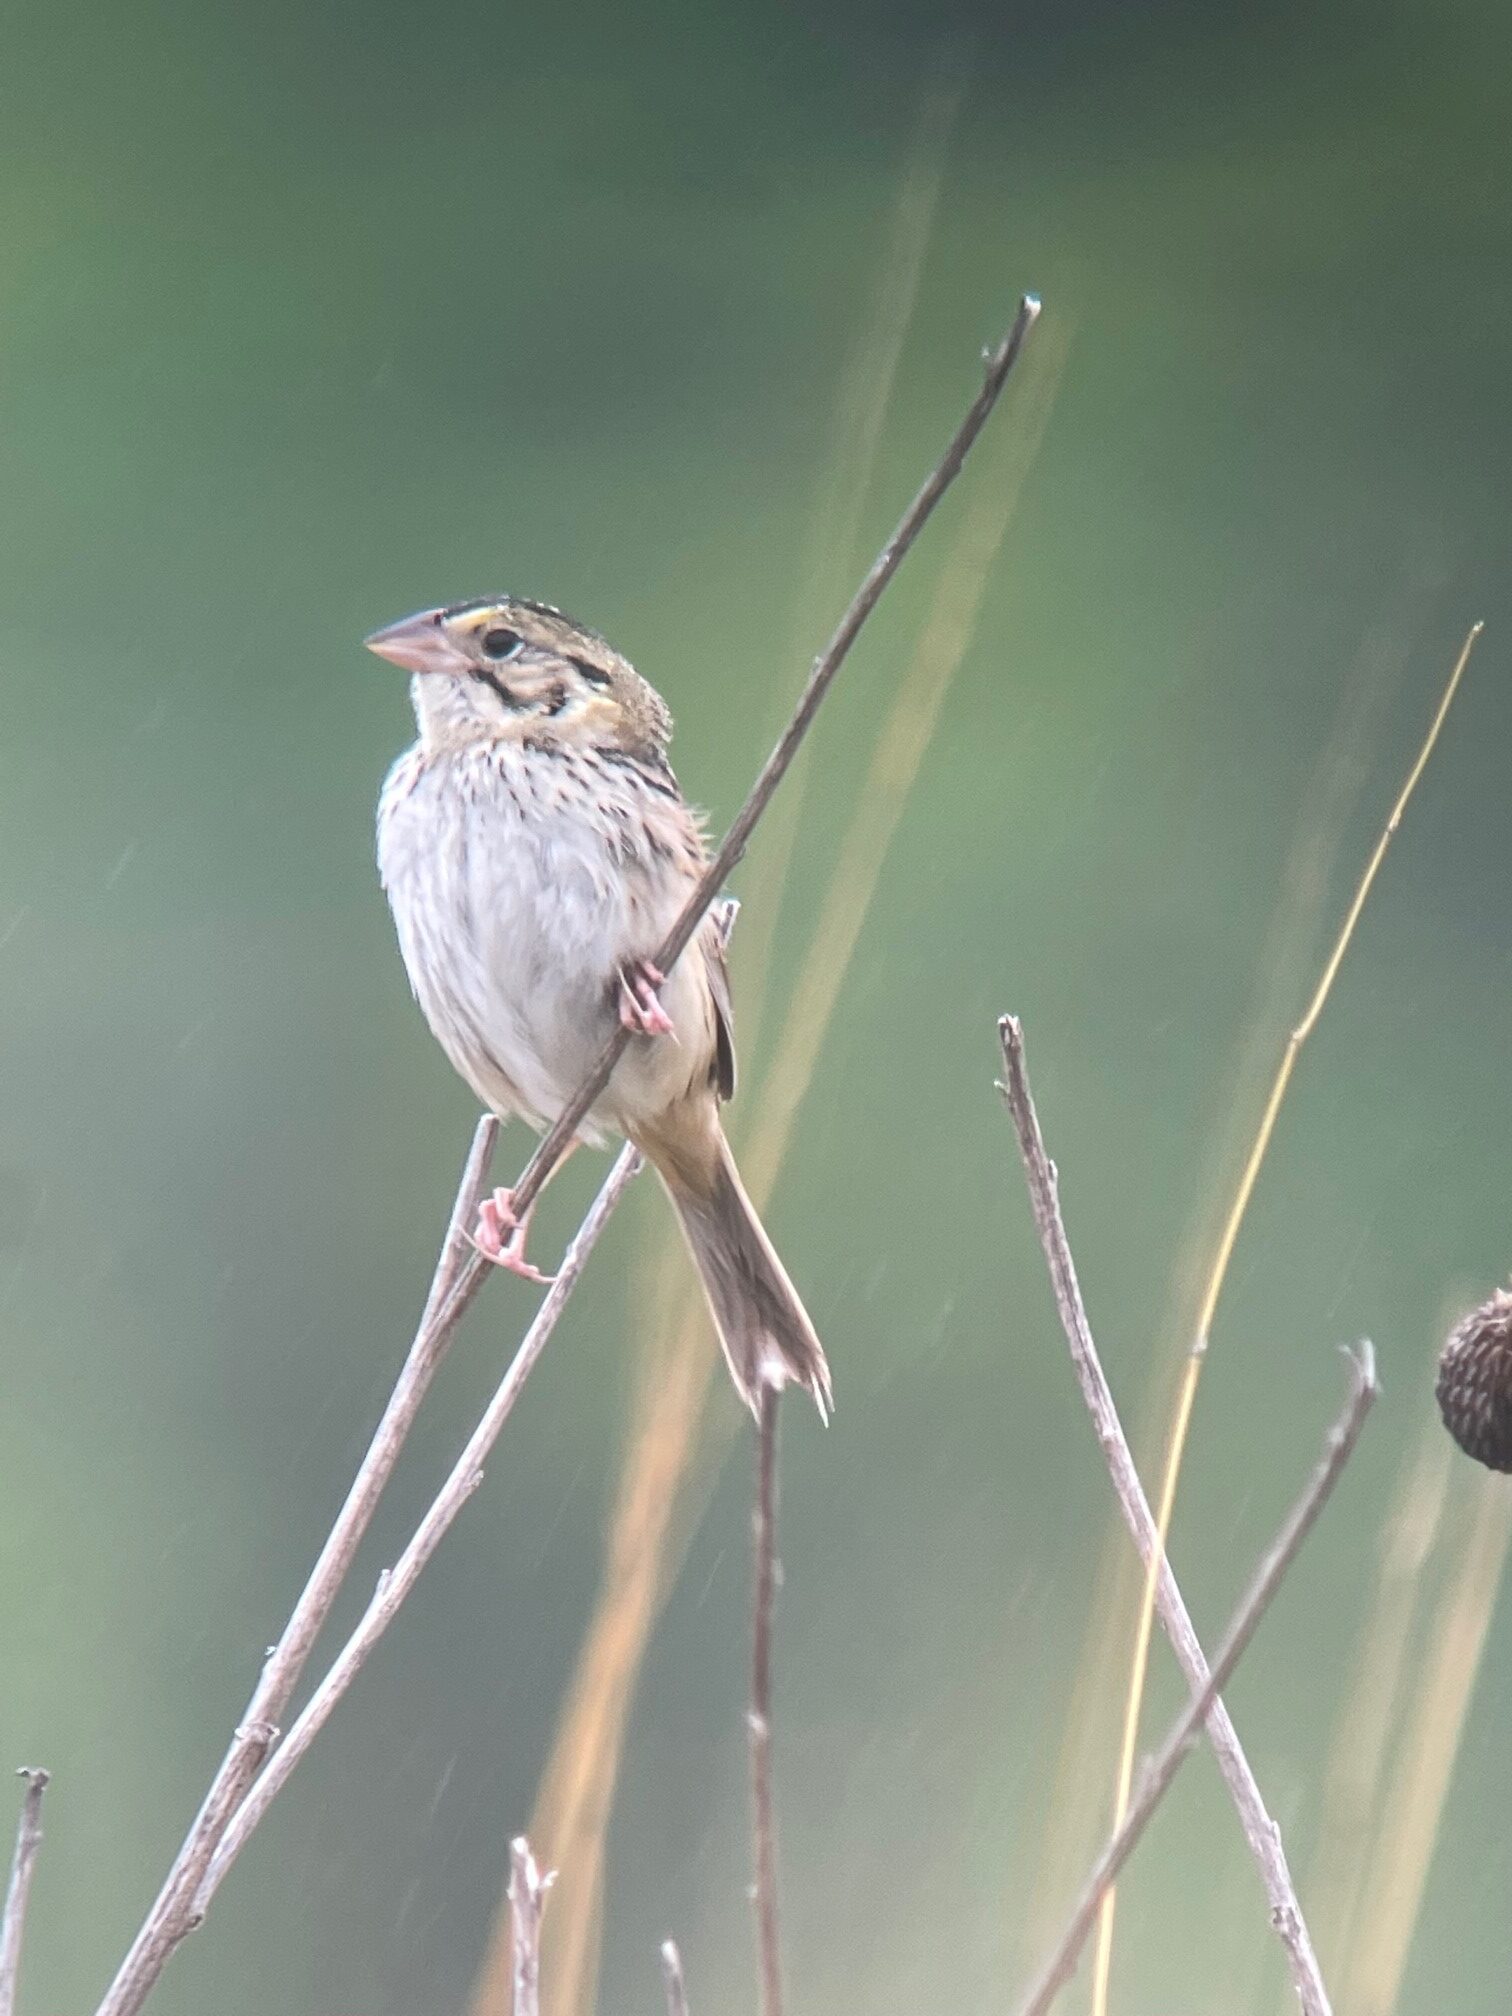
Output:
left=509, top=1838, right=552, bottom=2016
left=996, top=1016, right=1334, bottom=2016
left=1016, top=1344, right=1378, bottom=2016
left=97, top=295, right=1041, bottom=2016
left=93, top=1115, right=499, bottom=2016
left=501, top=306, right=1066, bottom=2016
left=197, top=1145, right=643, bottom=1905
left=506, top=295, right=1041, bottom=1227
left=0, top=1769, right=49, bottom=2016
left=749, top=1384, right=784, bottom=2016
left=660, top=1939, right=690, bottom=2016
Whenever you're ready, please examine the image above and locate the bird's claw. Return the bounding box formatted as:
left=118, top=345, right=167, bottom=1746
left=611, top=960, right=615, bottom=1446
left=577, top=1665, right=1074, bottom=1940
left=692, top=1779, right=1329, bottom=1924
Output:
left=470, top=1188, right=554, bottom=1284
left=618, top=960, right=677, bottom=1039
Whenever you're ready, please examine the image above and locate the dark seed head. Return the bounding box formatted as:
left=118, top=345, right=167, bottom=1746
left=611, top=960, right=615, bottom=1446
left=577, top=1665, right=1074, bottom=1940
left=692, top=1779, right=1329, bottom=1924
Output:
left=1437, top=1286, right=1512, bottom=1471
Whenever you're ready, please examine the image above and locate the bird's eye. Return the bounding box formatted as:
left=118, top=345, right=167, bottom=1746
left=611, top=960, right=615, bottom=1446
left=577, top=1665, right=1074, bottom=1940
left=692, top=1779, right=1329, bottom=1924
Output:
left=480, top=627, right=522, bottom=660
left=571, top=655, right=612, bottom=689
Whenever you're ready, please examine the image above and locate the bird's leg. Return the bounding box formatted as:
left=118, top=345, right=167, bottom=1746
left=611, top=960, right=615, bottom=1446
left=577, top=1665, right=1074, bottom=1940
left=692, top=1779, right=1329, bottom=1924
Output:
left=617, top=958, right=677, bottom=1039
left=471, top=1187, right=553, bottom=1283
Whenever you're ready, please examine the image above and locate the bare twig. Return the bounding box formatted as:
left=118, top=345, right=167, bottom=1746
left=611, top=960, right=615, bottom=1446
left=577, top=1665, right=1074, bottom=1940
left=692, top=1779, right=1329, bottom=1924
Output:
left=660, top=1939, right=690, bottom=2016
left=506, top=295, right=1042, bottom=1229
left=1099, top=620, right=1482, bottom=2010
left=502, top=308, right=1067, bottom=2016
left=1016, top=1345, right=1379, bottom=2016
left=509, top=1838, right=552, bottom=2016
left=198, top=1145, right=643, bottom=1904
left=749, top=1383, right=785, bottom=2016
left=0, top=1769, right=49, bottom=2016
left=996, top=1016, right=1334, bottom=2016
left=93, top=1119, right=500, bottom=2016
left=100, top=296, right=1042, bottom=2016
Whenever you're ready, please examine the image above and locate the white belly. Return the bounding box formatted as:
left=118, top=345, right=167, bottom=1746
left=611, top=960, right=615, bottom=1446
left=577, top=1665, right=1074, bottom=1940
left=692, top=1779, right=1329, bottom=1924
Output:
left=377, top=739, right=712, bottom=1141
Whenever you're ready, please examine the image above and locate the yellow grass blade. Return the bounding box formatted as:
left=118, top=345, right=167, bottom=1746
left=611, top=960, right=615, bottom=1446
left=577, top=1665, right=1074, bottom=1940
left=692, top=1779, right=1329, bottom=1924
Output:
left=1091, top=621, right=1482, bottom=2016
left=1024, top=595, right=1431, bottom=1964
left=724, top=76, right=962, bottom=1059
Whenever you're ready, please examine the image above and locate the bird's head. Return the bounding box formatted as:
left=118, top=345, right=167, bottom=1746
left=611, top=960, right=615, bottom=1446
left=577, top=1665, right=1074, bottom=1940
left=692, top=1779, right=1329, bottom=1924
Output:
left=365, top=597, right=672, bottom=758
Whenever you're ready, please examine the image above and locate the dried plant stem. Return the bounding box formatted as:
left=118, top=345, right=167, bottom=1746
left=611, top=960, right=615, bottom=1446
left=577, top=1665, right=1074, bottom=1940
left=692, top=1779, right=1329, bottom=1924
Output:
left=750, top=1384, right=785, bottom=2016
left=660, top=1939, right=690, bottom=2016
left=1016, top=1346, right=1378, bottom=2016
left=734, top=74, right=960, bottom=1041
left=492, top=290, right=1052, bottom=2016
left=1029, top=595, right=1426, bottom=1957
left=197, top=1146, right=642, bottom=1904
left=1093, top=619, right=1483, bottom=2015
left=505, top=296, right=1041, bottom=1228
left=0, top=1770, right=49, bottom=2016
left=997, top=1016, right=1333, bottom=2015
left=105, top=292, right=1041, bottom=2016
left=94, top=1117, right=500, bottom=2016
left=509, top=1838, right=552, bottom=2016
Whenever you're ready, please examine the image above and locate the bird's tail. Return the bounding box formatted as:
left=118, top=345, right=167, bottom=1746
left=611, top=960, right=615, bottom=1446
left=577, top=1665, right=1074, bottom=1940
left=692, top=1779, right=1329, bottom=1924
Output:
left=636, top=1111, right=832, bottom=1420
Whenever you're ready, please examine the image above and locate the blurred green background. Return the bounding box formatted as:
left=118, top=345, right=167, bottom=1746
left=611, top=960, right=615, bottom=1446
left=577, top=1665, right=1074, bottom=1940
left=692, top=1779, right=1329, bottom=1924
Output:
left=3, top=1, right=1511, bottom=2011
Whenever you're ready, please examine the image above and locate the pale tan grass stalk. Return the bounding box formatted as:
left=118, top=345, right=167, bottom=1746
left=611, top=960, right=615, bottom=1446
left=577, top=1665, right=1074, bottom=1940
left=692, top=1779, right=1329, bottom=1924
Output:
left=1343, top=1468, right=1512, bottom=2016
left=1090, top=622, right=1483, bottom=2016
left=1306, top=1388, right=1454, bottom=1995
left=734, top=77, right=961, bottom=1047
left=1025, top=601, right=1427, bottom=1961
left=476, top=310, right=1068, bottom=2016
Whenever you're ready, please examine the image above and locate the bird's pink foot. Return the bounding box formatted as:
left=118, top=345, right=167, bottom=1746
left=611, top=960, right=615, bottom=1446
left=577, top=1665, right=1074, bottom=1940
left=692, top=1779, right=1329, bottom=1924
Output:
left=471, top=1188, right=554, bottom=1284
left=618, top=959, right=676, bottom=1038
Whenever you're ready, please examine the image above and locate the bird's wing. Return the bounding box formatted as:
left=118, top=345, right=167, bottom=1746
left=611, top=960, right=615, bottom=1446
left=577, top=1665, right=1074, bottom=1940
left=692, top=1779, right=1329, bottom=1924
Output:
left=702, top=897, right=739, bottom=1102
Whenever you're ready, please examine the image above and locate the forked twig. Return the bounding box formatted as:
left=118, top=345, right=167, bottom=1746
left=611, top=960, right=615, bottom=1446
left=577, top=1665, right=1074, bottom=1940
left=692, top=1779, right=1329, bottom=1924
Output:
left=749, top=1384, right=784, bottom=2016
left=93, top=1117, right=500, bottom=2016
left=198, top=1146, right=643, bottom=1903
left=1015, top=1345, right=1378, bottom=2015
left=997, top=1016, right=1333, bottom=2015
left=0, top=1770, right=49, bottom=2016
left=96, top=296, right=1041, bottom=2016
left=660, top=1938, right=690, bottom=2016
left=509, top=1837, right=552, bottom=2016
left=501, top=301, right=1064, bottom=2016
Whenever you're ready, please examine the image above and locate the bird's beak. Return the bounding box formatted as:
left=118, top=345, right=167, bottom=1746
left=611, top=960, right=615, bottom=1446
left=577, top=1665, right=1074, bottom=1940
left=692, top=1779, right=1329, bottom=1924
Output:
left=363, top=608, right=466, bottom=676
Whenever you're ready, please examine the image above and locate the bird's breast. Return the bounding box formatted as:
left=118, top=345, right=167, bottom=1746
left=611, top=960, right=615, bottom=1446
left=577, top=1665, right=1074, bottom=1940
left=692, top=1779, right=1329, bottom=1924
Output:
left=376, top=740, right=708, bottom=1134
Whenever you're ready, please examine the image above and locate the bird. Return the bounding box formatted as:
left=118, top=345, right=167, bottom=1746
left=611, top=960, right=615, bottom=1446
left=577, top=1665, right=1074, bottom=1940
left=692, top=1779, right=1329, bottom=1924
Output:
left=366, top=595, right=832, bottom=1419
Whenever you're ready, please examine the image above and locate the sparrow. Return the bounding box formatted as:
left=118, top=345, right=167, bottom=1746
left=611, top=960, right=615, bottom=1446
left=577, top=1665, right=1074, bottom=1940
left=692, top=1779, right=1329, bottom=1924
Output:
left=367, top=596, right=832, bottom=1419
